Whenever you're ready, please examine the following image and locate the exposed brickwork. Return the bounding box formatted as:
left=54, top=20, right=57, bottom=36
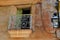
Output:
left=42, top=9, right=54, bottom=33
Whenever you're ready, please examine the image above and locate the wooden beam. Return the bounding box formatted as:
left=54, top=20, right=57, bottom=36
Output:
left=0, top=0, right=41, bottom=6
left=16, top=5, right=31, bottom=8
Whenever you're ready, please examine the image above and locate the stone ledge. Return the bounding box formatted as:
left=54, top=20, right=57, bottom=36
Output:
left=8, top=29, right=32, bottom=37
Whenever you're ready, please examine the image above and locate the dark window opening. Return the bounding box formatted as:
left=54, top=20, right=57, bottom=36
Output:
left=17, top=7, right=31, bottom=29
left=22, top=8, right=31, bottom=14
left=21, top=15, right=30, bottom=29
left=8, top=7, right=31, bottom=30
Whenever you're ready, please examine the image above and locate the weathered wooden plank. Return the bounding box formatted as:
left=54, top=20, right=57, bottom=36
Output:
left=0, top=0, right=41, bottom=6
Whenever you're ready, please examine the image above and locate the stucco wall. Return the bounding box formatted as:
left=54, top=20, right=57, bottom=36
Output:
left=0, top=6, right=16, bottom=32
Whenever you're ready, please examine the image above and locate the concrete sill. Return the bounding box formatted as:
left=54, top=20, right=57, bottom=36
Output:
left=8, top=29, right=32, bottom=38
